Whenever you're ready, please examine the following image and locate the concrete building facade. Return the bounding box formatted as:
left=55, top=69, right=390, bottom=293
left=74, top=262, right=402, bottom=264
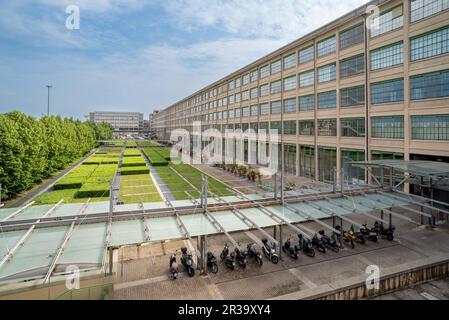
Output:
left=89, top=111, right=144, bottom=133
left=151, top=0, right=449, bottom=185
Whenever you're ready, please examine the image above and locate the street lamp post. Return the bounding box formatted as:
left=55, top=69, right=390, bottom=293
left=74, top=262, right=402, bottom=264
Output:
left=46, top=85, right=52, bottom=116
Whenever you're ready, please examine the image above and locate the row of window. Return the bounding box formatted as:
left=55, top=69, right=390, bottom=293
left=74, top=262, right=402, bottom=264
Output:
left=184, top=1, right=448, bottom=109
left=194, top=68, right=449, bottom=115
left=208, top=115, right=449, bottom=141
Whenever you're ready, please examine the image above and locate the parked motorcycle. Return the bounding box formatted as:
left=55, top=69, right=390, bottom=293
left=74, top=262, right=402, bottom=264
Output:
left=247, top=243, right=263, bottom=267
left=261, top=239, right=280, bottom=264
left=349, top=225, right=366, bottom=245
left=169, top=253, right=178, bottom=280
left=311, top=234, right=327, bottom=253
left=360, top=224, right=378, bottom=242
left=318, top=230, right=340, bottom=253
left=220, top=244, right=236, bottom=270
left=282, top=239, right=299, bottom=259
left=335, top=225, right=355, bottom=249
left=297, top=234, right=316, bottom=257
left=180, top=247, right=195, bottom=277
left=235, top=246, right=248, bottom=268
left=373, top=222, right=395, bottom=241
left=207, top=251, right=218, bottom=274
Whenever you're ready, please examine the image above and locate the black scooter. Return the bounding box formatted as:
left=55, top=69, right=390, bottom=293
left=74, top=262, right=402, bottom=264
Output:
left=180, top=247, right=195, bottom=277
left=235, top=246, right=248, bottom=268
left=220, top=244, right=236, bottom=270
left=360, top=224, right=378, bottom=242
left=373, top=222, right=395, bottom=241
left=169, top=253, right=178, bottom=280
left=247, top=243, right=263, bottom=267
left=207, top=251, right=218, bottom=274
left=311, top=234, right=327, bottom=253
left=261, top=239, right=280, bottom=264
left=298, top=234, right=315, bottom=257
left=318, top=230, right=340, bottom=253
left=282, top=239, right=299, bottom=259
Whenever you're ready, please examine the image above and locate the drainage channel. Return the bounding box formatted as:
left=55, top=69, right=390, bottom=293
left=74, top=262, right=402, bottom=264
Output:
left=138, top=147, right=176, bottom=202
left=113, top=150, right=124, bottom=205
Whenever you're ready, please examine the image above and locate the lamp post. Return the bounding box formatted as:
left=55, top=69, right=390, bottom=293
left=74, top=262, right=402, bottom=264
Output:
left=0, top=182, right=4, bottom=208
left=46, top=85, right=52, bottom=116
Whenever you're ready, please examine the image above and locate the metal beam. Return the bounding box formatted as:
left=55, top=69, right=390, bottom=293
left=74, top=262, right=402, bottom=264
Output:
left=143, top=217, right=150, bottom=242
left=43, top=217, right=78, bottom=284
left=282, top=202, right=341, bottom=235
left=324, top=196, right=390, bottom=225
left=1, top=201, right=35, bottom=222
left=231, top=209, right=278, bottom=245
left=0, top=200, right=63, bottom=269
left=203, top=211, right=241, bottom=250
left=300, top=200, right=363, bottom=228
left=174, top=212, right=202, bottom=257
left=379, top=191, right=449, bottom=216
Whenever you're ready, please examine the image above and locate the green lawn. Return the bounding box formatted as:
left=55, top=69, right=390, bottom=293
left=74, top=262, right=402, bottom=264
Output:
left=155, top=163, right=233, bottom=200
left=119, top=174, right=162, bottom=204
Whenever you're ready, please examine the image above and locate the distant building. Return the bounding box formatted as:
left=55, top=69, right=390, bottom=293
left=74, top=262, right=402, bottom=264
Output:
left=89, top=111, right=144, bottom=134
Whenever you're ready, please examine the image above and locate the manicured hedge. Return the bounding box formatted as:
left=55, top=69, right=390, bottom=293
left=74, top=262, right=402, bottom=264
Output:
left=53, top=177, right=84, bottom=190
left=122, top=156, right=146, bottom=167
left=142, top=148, right=169, bottom=166
left=75, top=182, right=110, bottom=198
left=121, top=165, right=150, bottom=176
left=83, top=157, right=119, bottom=165
left=123, top=149, right=141, bottom=157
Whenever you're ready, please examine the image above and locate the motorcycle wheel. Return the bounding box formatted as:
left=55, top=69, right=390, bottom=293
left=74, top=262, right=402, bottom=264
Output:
left=331, top=246, right=339, bottom=253
left=211, top=264, right=218, bottom=274
left=359, top=237, right=366, bottom=245
left=255, top=257, right=263, bottom=267
left=318, top=247, right=326, bottom=254
left=370, top=236, right=378, bottom=243
left=220, top=253, right=225, bottom=261
left=187, top=267, right=195, bottom=277
left=307, top=249, right=315, bottom=258
left=271, top=255, right=280, bottom=264
left=387, top=233, right=394, bottom=241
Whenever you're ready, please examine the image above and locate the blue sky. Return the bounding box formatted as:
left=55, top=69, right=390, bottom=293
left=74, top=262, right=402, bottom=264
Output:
left=0, top=0, right=368, bottom=120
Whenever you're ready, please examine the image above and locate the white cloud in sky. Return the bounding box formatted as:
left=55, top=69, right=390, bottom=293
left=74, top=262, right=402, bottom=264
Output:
left=0, top=0, right=373, bottom=117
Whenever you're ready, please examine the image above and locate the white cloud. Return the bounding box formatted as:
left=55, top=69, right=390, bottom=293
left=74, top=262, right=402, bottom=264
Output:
left=164, top=0, right=370, bottom=41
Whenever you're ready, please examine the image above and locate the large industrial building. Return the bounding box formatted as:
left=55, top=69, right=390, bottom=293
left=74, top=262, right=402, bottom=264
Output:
left=89, top=111, right=144, bottom=134
left=151, top=0, right=449, bottom=194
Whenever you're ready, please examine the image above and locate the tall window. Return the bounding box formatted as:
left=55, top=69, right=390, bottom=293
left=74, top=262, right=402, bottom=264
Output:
left=235, top=77, right=242, bottom=88
left=250, top=87, right=258, bottom=99
left=299, top=120, right=315, bottom=135
left=259, top=84, right=269, bottom=97
left=229, top=95, right=235, bottom=104
left=270, top=121, right=282, bottom=133
left=371, top=116, right=404, bottom=139
left=318, top=119, right=337, bottom=136
left=250, top=70, right=258, bottom=82
left=283, top=75, right=297, bottom=91
left=318, top=63, right=337, bottom=83
left=411, top=26, right=449, bottom=61
left=340, top=85, right=365, bottom=107
left=242, top=90, right=249, bottom=101
left=271, top=60, right=281, bottom=74
left=341, top=149, right=365, bottom=183
left=340, top=54, right=365, bottom=79
left=260, top=103, right=270, bottom=115
left=283, top=121, right=297, bottom=135
left=370, top=5, right=403, bottom=37
left=299, top=95, right=315, bottom=112
left=341, top=118, right=365, bottom=137
left=299, top=145, right=315, bottom=178
left=317, top=35, right=337, bottom=57
left=299, top=46, right=314, bottom=64
left=228, top=80, right=235, bottom=90
left=371, top=79, right=404, bottom=104
left=370, top=42, right=404, bottom=70
left=411, top=70, right=449, bottom=100
left=259, top=122, right=269, bottom=131
left=340, top=23, right=364, bottom=49
left=411, top=0, right=449, bottom=22
left=243, top=74, right=250, bottom=85
left=299, top=70, right=315, bottom=88
left=271, top=80, right=282, bottom=94
left=318, top=91, right=337, bottom=109
left=229, top=109, right=235, bottom=119
left=260, top=65, right=270, bottom=78
left=412, top=115, right=449, bottom=140
left=284, top=98, right=297, bottom=113
left=284, top=144, right=297, bottom=175
left=235, top=93, right=241, bottom=103
left=271, top=101, right=282, bottom=114
left=235, top=108, right=241, bottom=118
left=318, top=147, right=337, bottom=182
left=250, top=105, right=259, bottom=117
left=283, top=53, right=297, bottom=70
left=242, top=107, right=250, bottom=117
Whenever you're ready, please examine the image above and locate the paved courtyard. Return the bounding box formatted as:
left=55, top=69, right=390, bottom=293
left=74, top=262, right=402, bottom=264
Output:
left=113, top=207, right=449, bottom=300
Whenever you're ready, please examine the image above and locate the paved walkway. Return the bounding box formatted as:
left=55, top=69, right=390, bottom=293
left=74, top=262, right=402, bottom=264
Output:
left=113, top=208, right=449, bottom=300
left=5, top=149, right=98, bottom=208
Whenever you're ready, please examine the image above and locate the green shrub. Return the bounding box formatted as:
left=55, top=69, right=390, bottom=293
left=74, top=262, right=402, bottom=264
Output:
left=53, top=177, right=84, bottom=190
left=121, top=166, right=150, bottom=175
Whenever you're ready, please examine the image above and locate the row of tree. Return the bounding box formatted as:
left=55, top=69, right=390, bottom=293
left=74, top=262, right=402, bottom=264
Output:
left=0, top=111, right=113, bottom=201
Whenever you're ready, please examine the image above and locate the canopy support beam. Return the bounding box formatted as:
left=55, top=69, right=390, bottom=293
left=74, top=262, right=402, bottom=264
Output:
left=1, top=201, right=35, bottom=222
